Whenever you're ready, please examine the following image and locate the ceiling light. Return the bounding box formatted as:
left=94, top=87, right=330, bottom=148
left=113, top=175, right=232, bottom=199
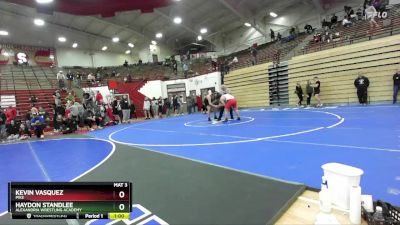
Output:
left=2, top=52, right=9, bottom=56
left=270, top=12, right=278, bottom=17
left=151, top=40, right=157, bottom=45
left=58, top=36, right=66, bottom=42
left=197, top=35, right=202, bottom=41
left=34, top=18, right=45, bottom=26
left=102, top=46, right=108, bottom=51
left=72, top=43, right=78, bottom=48
left=128, top=43, right=134, bottom=48
left=156, top=33, right=163, bottom=38
left=0, top=30, right=9, bottom=36
left=112, top=37, right=119, bottom=42
left=244, top=22, right=251, bottom=27
left=36, top=0, right=53, bottom=4
left=200, top=28, right=208, bottom=34
left=173, top=17, right=182, bottom=24
left=125, top=50, right=131, bottom=54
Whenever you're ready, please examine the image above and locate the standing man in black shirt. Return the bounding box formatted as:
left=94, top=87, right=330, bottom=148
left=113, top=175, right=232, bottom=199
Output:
left=393, top=69, right=400, bottom=104
left=295, top=82, right=304, bottom=106
left=313, top=77, right=322, bottom=107
left=121, top=95, right=130, bottom=123
left=354, top=74, right=370, bottom=105
left=66, top=70, right=74, bottom=91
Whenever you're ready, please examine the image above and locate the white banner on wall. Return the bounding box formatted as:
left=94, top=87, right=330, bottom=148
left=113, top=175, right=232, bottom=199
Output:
left=139, top=72, right=221, bottom=99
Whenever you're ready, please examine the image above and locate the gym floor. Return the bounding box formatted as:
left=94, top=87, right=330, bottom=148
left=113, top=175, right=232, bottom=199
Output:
left=0, top=105, right=399, bottom=225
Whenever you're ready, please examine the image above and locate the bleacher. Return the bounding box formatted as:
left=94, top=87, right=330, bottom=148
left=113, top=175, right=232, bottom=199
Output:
left=0, top=65, right=80, bottom=122
left=301, top=4, right=400, bottom=54
left=228, top=34, right=308, bottom=71
left=0, top=65, right=58, bottom=91
left=224, top=63, right=271, bottom=108
left=288, top=34, right=400, bottom=105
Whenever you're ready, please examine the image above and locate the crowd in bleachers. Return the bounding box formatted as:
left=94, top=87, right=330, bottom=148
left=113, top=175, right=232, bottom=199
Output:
left=303, top=0, right=399, bottom=54
left=0, top=86, right=141, bottom=143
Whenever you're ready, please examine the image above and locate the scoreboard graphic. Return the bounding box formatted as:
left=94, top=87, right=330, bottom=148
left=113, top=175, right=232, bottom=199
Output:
left=8, top=182, right=132, bottom=219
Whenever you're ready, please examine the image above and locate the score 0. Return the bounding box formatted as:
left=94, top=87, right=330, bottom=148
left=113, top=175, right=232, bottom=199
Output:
left=113, top=182, right=129, bottom=200
left=113, top=182, right=130, bottom=212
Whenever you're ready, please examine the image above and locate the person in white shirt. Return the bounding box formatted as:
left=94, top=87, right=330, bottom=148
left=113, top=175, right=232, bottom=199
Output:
left=56, top=71, right=65, bottom=90
left=218, top=93, right=241, bottom=122
left=143, top=97, right=151, bottom=120
left=365, top=4, right=379, bottom=28
left=342, top=16, right=352, bottom=27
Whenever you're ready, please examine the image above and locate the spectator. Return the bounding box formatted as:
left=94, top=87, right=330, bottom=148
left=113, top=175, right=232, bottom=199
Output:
left=164, top=98, right=171, bottom=117
left=53, top=90, right=61, bottom=106
left=75, top=72, right=82, bottom=88
left=304, top=24, right=313, bottom=34
left=313, top=77, right=322, bottom=107
left=126, top=74, right=132, bottom=83
left=5, top=106, right=17, bottom=124
left=87, top=73, right=95, bottom=86
left=306, top=80, right=314, bottom=107
left=356, top=7, right=363, bottom=21
left=56, top=71, right=65, bottom=90
left=143, top=97, right=151, bottom=120
left=331, top=14, right=338, bottom=25
left=138, top=59, right=143, bottom=65
left=232, top=57, right=238, bottom=64
left=354, top=73, right=370, bottom=105
left=129, top=103, right=136, bottom=119
left=183, top=63, right=189, bottom=78
left=173, top=95, right=181, bottom=115
left=186, top=95, right=193, bottom=114
left=65, top=92, right=75, bottom=103
left=83, top=108, right=96, bottom=131
left=112, top=98, right=122, bottom=124
left=393, top=69, right=400, bottom=104
left=345, top=6, right=355, bottom=20
left=123, top=60, right=128, bottom=67
left=30, top=95, right=38, bottom=107
left=94, top=102, right=106, bottom=128
left=95, top=91, right=103, bottom=105
left=38, top=107, right=50, bottom=127
left=342, top=16, right=352, bottom=27
left=157, top=97, right=163, bottom=118
left=277, top=32, right=282, bottom=41
left=196, top=95, right=203, bottom=113
left=66, top=70, right=74, bottom=90
left=25, top=110, right=32, bottom=130
left=250, top=44, right=258, bottom=65
left=53, top=114, right=63, bottom=133
left=151, top=97, right=158, bottom=118
left=290, top=27, right=296, bottom=36
left=6, top=120, right=19, bottom=141
left=0, top=108, right=6, bottom=141
left=121, top=95, right=130, bottom=123
left=75, top=102, right=85, bottom=125
left=270, top=29, right=275, bottom=41
left=365, top=3, right=379, bottom=28
left=295, top=82, right=304, bottom=106
left=83, top=91, right=94, bottom=109
left=322, top=19, right=331, bottom=30
left=61, top=114, right=78, bottom=134
left=31, top=113, right=45, bottom=138
left=19, top=123, right=31, bottom=140
left=172, top=59, right=178, bottom=75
